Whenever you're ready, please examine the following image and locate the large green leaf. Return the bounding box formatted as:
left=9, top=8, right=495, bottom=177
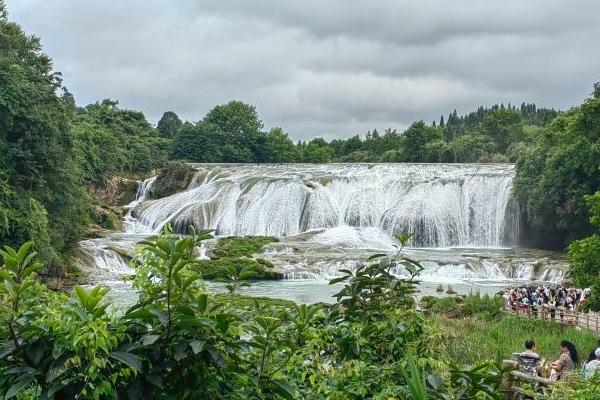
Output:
left=189, top=340, right=205, bottom=354
left=0, top=343, right=15, bottom=359
left=110, top=351, right=142, bottom=371
left=6, top=376, right=34, bottom=399
left=271, top=379, right=295, bottom=400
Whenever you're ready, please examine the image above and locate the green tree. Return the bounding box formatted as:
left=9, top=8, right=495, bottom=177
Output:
left=568, top=192, right=600, bottom=311
left=301, top=139, right=332, bottom=163
left=514, top=91, right=600, bottom=247
left=72, top=100, right=171, bottom=183
left=479, top=108, right=524, bottom=153
left=157, top=111, right=183, bottom=138
left=173, top=101, right=268, bottom=163
left=265, top=127, right=299, bottom=163
left=0, top=6, right=89, bottom=262
left=402, top=121, right=442, bottom=162
left=203, top=100, right=267, bottom=162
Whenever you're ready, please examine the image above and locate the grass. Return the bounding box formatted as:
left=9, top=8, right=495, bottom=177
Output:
left=431, top=313, right=599, bottom=366
left=421, top=293, right=504, bottom=319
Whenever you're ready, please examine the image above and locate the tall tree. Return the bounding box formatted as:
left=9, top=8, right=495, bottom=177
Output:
left=0, top=4, right=89, bottom=261
left=157, top=111, right=182, bottom=138
left=514, top=89, right=600, bottom=247
left=202, top=100, right=267, bottom=162
left=265, top=127, right=298, bottom=163
left=479, top=108, right=523, bottom=153
left=402, top=121, right=442, bottom=162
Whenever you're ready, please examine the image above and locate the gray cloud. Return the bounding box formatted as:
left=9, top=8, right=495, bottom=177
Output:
left=7, top=0, right=600, bottom=140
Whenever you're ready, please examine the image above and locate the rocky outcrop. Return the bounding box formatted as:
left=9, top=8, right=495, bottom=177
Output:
left=88, top=175, right=139, bottom=207
left=148, top=162, right=196, bottom=199
left=91, top=205, right=124, bottom=231
left=38, top=263, right=66, bottom=290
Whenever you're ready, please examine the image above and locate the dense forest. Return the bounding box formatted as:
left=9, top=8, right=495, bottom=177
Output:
left=1, top=0, right=599, bottom=264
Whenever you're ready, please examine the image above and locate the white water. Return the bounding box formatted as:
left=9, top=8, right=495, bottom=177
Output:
left=128, top=164, right=519, bottom=248
left=77, top=163, right=568, bottom=303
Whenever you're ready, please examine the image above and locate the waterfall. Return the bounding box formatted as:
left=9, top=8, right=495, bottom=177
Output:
left=77, top=238, right=133, bottom=277
left=124, top=176, right=157, bottom=230
left=76, top=164, right=569, bottom=300
left=128, top=163, right=520, bottom=248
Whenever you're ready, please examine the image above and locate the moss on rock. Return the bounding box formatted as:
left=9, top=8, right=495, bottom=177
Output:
left=91, top=205, right=123, bottom=231
left=149, top=162, right=196, bottom=199
left=213, top=236, right=279, bottom=258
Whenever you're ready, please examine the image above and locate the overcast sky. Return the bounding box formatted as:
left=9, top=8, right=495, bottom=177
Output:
left=7, top=0, right=600, bottom=140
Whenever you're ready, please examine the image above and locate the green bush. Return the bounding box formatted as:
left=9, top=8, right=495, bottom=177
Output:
left=459, top=294, right=503, bottom=319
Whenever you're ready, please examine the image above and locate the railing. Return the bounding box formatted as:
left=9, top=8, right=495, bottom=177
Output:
left=503, top=303, right=600, bottom=335
left=502, top=360, right=554, bottom=400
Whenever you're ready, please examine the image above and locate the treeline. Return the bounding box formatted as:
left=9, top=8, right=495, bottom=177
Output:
left=166, top=102, right=557, bottom=164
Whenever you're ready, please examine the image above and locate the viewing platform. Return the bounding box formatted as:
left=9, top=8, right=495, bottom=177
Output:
left=503, top=304, right=600, bottom=335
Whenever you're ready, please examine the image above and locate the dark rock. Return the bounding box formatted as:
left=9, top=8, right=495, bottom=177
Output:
left=38, top=263, right=65, bottom=290
left=148, top=162, right=196, bottom=199
left=88, top=175, right=139, bottom=207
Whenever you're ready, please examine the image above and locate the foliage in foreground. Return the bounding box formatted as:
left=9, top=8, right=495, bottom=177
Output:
left=549, top=374, right=600, bottom=400
left=1, top=231, right=518, bottom=399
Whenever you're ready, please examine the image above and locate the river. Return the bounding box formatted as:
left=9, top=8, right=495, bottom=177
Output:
left=77, top=163, right=568, bottom=304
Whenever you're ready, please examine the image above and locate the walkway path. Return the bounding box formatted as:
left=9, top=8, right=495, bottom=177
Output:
left=503, top=304, right=600, bottom=335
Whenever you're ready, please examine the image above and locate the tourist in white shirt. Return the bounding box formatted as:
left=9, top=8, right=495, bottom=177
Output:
left=583, top=348, right=600, bottom=379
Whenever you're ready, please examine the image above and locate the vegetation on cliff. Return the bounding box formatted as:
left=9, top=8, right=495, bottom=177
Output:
left=0, top=8, right=89, bottom=265
left=514, top=92, right=600, bottom=248
left=0, top=5, right=170, bottom=268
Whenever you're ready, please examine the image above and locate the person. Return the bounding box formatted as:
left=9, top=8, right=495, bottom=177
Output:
left=514, top=339, right=542, bottom=376
left=582, top=348, right=600, bottom=379
left=549, top=340, right=579, bottom=381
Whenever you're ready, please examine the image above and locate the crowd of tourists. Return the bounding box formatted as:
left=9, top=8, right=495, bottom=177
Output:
left=503, top=284, right=588, bottom=314
left=514, top=339, right=600, bottom=381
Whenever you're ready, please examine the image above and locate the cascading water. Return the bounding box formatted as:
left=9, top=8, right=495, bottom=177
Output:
left=128, top=163, right=520, bottom=247
left=76, top=163, right=568, bottom=303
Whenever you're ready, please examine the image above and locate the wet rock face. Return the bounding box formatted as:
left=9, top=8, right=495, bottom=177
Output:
left=148, top=162, right=196, bottom=199
left=91, top=205, right=124, bottom=231
left=88, top=175, right=139, bottom=207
